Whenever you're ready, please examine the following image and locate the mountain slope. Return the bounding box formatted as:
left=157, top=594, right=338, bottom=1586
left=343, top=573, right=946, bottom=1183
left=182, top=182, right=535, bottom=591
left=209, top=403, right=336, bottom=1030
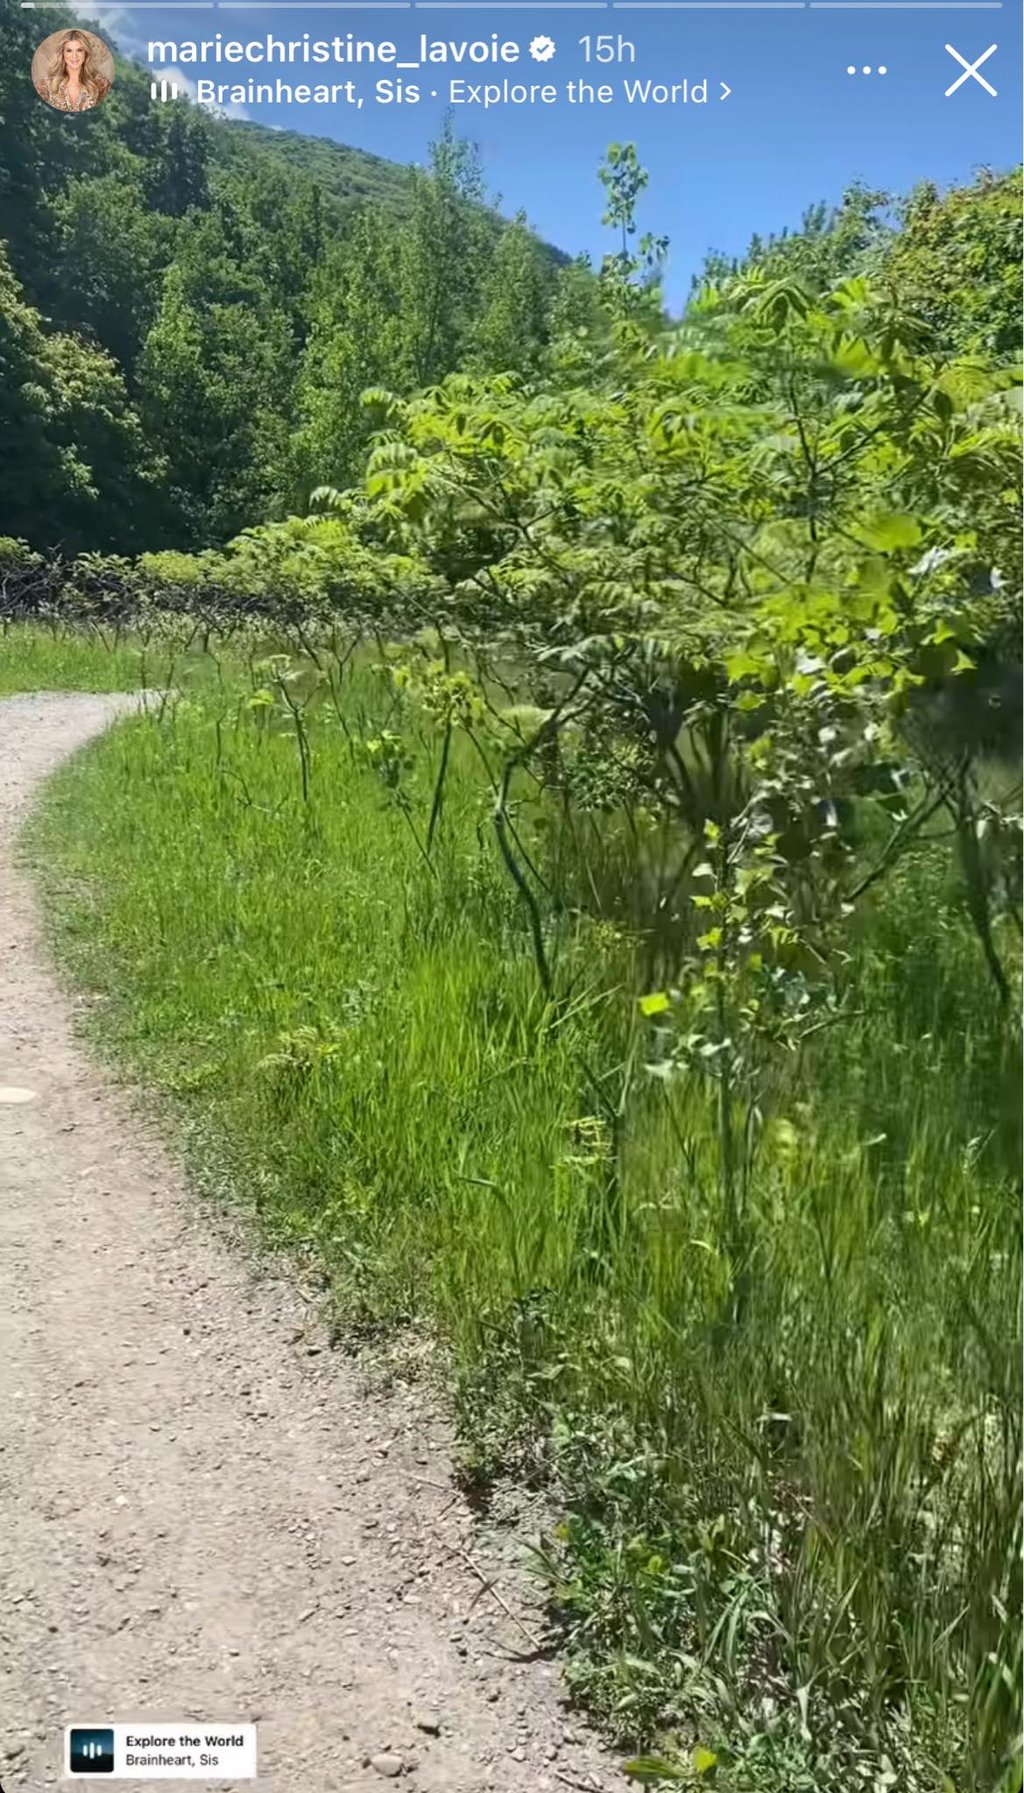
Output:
left=213, top=117, right=416, bottom=218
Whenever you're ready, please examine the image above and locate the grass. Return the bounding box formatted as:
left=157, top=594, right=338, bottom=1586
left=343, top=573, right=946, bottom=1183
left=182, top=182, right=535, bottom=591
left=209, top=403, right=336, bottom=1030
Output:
left=0, top=621, right=168, bottom=695
left=10, top=627, right=1022, bottom=1793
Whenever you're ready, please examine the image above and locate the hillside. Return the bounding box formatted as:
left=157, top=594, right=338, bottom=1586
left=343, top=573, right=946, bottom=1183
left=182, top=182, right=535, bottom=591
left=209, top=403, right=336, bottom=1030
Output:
left=6, top=5, right=562, bottom=253
left=213, top=117, right=417, bottom=219
left=0, top=3, right=574, bottom=553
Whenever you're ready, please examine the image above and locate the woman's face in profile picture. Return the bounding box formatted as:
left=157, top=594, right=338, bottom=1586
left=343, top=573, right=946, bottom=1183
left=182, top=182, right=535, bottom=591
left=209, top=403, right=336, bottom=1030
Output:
left=33, top=27, right=114, bottom=114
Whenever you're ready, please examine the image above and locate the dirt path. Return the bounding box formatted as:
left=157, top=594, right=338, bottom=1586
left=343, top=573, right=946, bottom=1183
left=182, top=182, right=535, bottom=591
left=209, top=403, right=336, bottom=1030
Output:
left=0, top=694, right=616, bottom=1793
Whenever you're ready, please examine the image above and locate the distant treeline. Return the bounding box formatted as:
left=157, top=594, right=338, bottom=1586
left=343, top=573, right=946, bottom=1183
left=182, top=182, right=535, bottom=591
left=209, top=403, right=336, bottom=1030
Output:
left=0, top=3, right=585, bottom=555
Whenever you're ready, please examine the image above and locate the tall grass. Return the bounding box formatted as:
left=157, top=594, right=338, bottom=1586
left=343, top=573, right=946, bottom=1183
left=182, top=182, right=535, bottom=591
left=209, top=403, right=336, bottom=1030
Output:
left=19, top=634, right=1021, bottom=1793
left=0, top=619, right=165, bottom=695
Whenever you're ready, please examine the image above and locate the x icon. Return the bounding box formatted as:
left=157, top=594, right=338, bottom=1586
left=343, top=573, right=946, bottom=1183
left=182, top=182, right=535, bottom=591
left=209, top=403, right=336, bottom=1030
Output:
left=944, top=42, right=998, bottom=97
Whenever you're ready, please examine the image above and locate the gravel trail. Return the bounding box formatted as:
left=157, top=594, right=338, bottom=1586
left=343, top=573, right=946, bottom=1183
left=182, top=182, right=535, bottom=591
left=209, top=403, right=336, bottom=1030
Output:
left=0, top=694, right=615, bottom=1793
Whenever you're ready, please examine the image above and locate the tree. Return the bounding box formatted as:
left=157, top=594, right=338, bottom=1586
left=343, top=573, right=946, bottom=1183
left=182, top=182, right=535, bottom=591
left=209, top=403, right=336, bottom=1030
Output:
left=289, top=209, right=409, bottom=507
left=880, top=168, right=1023, bottom=357
left=289, top=128, right=562, bottom=507
left=695, top=183, right=890, bottom=298
left=143, top=105, right=212, bottom=219
left=48, top=171, right=173, bottom=376
left=137, top=205, right=293, bottom=544
left=0, top=242, right=158, bottom=551
left=225, top=162, right=325, bottom=348
left=360, top=149, right=1021, bottom=1067
left=395, top=118, right=493, bottom=388
left=0, top=3, right=116, bottom=299
left=465, top=211, right=553, bottom=376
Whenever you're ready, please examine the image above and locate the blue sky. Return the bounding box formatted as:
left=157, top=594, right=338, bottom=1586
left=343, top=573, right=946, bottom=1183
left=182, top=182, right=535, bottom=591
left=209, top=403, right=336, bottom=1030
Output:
left=70, top=0, right=1022, bottom=304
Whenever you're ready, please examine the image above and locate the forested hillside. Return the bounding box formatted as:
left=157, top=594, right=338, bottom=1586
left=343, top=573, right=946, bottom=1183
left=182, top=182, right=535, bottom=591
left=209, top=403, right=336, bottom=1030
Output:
left=0, top=3, right=570, bottom=552
left=212, top=118, right=416, bottom=216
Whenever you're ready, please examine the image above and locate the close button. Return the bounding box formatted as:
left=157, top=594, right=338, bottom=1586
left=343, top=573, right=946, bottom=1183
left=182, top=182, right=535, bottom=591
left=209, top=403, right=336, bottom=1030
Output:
left=944, top=43, right=998, bottom=98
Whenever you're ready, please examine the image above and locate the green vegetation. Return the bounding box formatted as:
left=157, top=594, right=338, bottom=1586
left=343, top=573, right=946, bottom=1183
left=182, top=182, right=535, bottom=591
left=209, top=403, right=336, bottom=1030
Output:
left=0, top=4, right=566, bottom=551
left=0, top=623, right=148, bottom=695
left=212, top=117, right=418, bottom=219
left=25, top=603, right=1020, bottom=1793
left=1, top=28, right=1020, bottom=1790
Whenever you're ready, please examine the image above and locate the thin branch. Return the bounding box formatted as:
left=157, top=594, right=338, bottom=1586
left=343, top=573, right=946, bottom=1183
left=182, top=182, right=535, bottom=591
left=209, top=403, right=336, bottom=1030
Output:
left=844, top=779, right=956, bottom=905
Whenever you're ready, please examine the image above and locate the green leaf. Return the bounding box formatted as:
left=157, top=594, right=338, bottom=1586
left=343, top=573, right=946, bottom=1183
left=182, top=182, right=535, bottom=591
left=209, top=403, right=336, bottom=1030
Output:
left=622, top=1758, right=687, bottom=1783
left=858, top=513, right=923, bottom=552
left=724, top=650, right=762, bottom=683
left=693, top=1746, right=718, bottom=1777
left=830, top=336, right=883, bottom=377
left=639, top=991, right=671, bottom=1017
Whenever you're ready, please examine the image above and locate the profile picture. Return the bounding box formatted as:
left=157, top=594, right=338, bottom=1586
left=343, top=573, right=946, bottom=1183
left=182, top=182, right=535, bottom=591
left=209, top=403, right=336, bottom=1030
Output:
left=32, top=27, right=114, bottom=114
